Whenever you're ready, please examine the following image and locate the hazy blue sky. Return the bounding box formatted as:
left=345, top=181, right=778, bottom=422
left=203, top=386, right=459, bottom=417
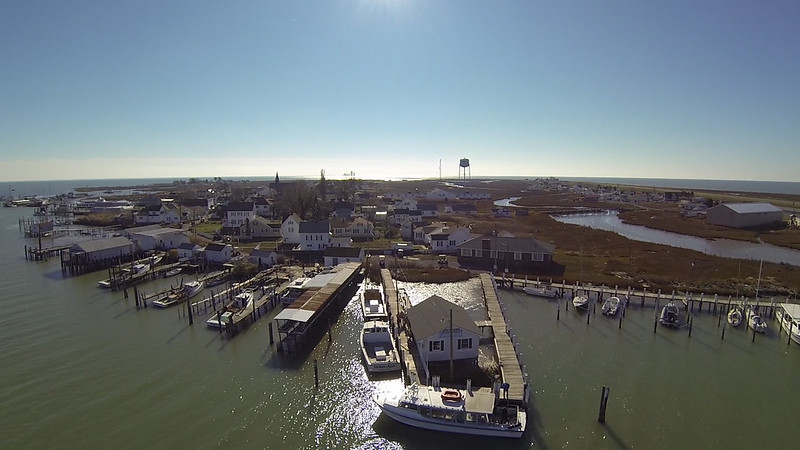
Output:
left=1, top=1, right=798, bottom=182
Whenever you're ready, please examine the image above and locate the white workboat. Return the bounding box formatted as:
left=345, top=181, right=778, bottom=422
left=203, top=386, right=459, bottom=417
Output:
left=361, top=284, right=388, bottom=321
left=522, top=283, right=559, bottom=298
left=153, top=280, right=204, bottom=308
left=659, top=301, right=681, bottom=328
left=360, top=320, right=401, bottom=373
left=776, top=303, right=800, bottom=344
left=206, top=290, right=254, bottom=329
left=374, top=383, right=526, bottom=438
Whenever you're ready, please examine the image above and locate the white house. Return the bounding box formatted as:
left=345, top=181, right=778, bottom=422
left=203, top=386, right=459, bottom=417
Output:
left=323, top=247, right=365, bottom=267
left=251, top=196, right=273, bottom=218
left=417, top=203, right=439, bottom=218
left=298, top=221, right=331, bottom=251
left=204, top=243, right=233, bottom=263
left=177, top=242, right=202, bottom=261
left=391, top=209, right=423, bottom=226
left=405, top=295, right=481, bottom=363
left=128, top=227, right=189, bottom=252
left=428, top=227, right=474, bottom=253
left=248, top=246, right=278, bottom=268
left=331, top=216, right=379, bottom=240
left=426, top=188, right=458, bottom=201
left=395, top=197, right=418, bottom=211
left=329, top=236, right=353, bottom=248
left=134, top=203, right=183, bottom=225
left=224, top=202, right=255, bottom=229
left=280, top=213, right=302, bottom=244
left=242, top=216, right=282, bottom=240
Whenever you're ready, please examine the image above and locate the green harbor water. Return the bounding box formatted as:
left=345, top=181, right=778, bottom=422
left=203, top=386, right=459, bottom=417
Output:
left=1, top=205, right=798, bottom=449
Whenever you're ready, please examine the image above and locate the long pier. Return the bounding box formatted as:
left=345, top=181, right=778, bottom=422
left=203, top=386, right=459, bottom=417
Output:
left=480, top=273, right=529, bottom=405
left=497, top=274, right=793, bottom=318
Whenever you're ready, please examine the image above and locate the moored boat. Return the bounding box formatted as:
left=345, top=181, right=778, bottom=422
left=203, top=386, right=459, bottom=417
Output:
left=206, top=290, right=255, bottom=329
left=659, top=301, right=681, bottom=327
left=776, top=304, right=800, bottom=344
left=572, top=294, right=589, bottom=309
left=727, top=306, right=743, bottom=327
left=164, top=267, right=182, bottom=278
left=279, top=277, right=311, bottom=305
left=360, top=320, right=401, bottom=373
left=747, top=306, right=767, bottom=334
left=361, top=283, right=388, bottom=321
left=601, top=296, right=623, bottom=316
left=153, top=280, right=204, bottom=308
left=522, top=283, right=559, bottom=298
left=373, top=383, right=526, bottom=438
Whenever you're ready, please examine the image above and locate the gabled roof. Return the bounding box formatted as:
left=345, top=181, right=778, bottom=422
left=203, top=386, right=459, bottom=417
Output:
left=323, top=247, right=363, bottom=258
left=141, top=204, right=163, bottom=212
left=458, top=235, right=555, bottom=254
left=70, top=236, right=133, bottom=253
left=406, top=295, right=481, bottom=340
left=178, top=198, right=209, bottom=208
left=251, top=216, right=281, bottom=227
left=299, top=221, right=330, bottom=233
left=417, top=203, right=438, bottom=211
left=718, top=203, right=783, bottom=214
left=130, top=227, right=185, bottom=238
left=449, top=203, right=477, bottom=212
left=226, top=202, right=254, bottom=212
left=205, top=243, right=230, bottom=252
left=178, top=242, right=200, bottom=250
left=250, top=248, right=276, bottom=258
left=394, top=209, right=423, bottom=216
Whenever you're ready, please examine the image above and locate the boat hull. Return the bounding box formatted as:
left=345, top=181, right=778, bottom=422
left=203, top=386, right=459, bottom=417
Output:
left=376, top=401, right=525, bottom=438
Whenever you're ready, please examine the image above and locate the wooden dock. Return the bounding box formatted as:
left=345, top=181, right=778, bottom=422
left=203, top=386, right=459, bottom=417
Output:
left=380, top=269, right=419, bottom=384
left=480, top=273, right=529, bottom=405
left=273, top=263, right=362, bottom=355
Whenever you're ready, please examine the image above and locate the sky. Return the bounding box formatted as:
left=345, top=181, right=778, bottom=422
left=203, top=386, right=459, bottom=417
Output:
left=1, top=0, right=799, bottom=182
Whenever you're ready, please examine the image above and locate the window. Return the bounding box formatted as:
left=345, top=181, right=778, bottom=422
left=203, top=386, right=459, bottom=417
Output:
left=514, top=252, right=522, bottom=260
left=457, top=338, right=472, bottom=350
left=532, top=253, right=544, bottom=262
left=429, top=340, right=444, bottom=352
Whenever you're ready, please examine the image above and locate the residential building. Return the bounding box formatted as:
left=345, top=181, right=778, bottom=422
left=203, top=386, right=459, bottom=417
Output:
left=224, top=202, right=255, bottom=229
left=248, top=246, right=278, bottom=268
left=298, top=221, right=331, bottom=251
left=280, top=213, right=302, bottom=244
left=323, top=246, right=365, bottom=267
left=204, top=243, right=233, bottom=263
left=128, top=227, right=189, bottom=252
left=456, top=235, right=555, bottom=273
left=405, top=295, right=481, bottom=363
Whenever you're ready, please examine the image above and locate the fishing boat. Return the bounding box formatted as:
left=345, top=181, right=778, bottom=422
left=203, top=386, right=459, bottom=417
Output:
left=776, top=304, right=800, bottom=344
left=746, top=306, right=767, bottom=334
left=373, top=383, right=526, bottom=438
left=522, top=283, right=559, bottom=298
left=164, top=267, right=182, bottom=278
left=206, top=290, right=255, bottom=329
left=97, top=279, right=112, bottom=289
left=727, top=306, right=743, bottom=327
left=279, top=277, right=311, bottom=305
left=601, top=296, right=623, bottom=316
left=153, top=280, right=204, bottom=308
left=361, top=283, right=388, bottom=321
left=205, top=272, right=231, bottom=288
left=659, top=301, right=681, bottom=327
left=359, top=320, right=401, bottom=373
left=572, top=294, right=589, bottom=309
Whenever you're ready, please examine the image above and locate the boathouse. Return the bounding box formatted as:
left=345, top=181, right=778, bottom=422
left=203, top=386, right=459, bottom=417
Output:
left=706, top=202, right=784, bottom=228
left=69, top=236, right=135, bottom=264
left=405, top=295, right=481, bottom=363
left=322, top=246, right=364, bottom=267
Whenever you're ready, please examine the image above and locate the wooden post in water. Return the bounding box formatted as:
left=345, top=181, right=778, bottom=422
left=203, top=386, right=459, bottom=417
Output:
left=789, top=321, right=794, bottom=346
left=187, top=295, right=194, bottom=325
left=619, top=315, right=623, bottom=329
left=688, top=316, right=693, bottom=337
left=133, top=285, right=139, bottom=308
left=641, top=287, right=647, bottom=307
left=598, top=386, right=610, bottom=423
left=721, top=320, right=726, bottom=340
left=314, top=359, right=319, bottom=388
left=269, top=321, right=274, bottom=345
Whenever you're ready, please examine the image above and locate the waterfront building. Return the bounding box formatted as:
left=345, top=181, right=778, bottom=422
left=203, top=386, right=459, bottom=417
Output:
left=706, top=202, right=784, bottom=228
left=405, top=295, right=481, bottom=364
left=456, top=235, right=555, bottom=274
left=323, top=246, right=365, bottom=267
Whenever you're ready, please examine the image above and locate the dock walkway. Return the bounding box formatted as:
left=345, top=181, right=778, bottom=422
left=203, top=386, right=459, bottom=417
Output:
left=480, top=273, right=529, bottom=404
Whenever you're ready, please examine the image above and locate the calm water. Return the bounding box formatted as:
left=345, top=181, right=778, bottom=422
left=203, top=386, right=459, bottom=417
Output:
left=2, top=205, right=800, bottom=449
left=554, top=211, right=800, bottom=266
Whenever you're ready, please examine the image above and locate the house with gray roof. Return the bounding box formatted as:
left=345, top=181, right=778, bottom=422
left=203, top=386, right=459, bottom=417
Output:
left=405, top=295, right=481, bottom=364
left=456, top=235, right=555, bottom=274
left=323, top=246, right=365, bottom=267
left=297, top=220, right=331, bottom=251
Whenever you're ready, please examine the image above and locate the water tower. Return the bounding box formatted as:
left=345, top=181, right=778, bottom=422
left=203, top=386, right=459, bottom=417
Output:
left=459, top=158, right=471, bottom=180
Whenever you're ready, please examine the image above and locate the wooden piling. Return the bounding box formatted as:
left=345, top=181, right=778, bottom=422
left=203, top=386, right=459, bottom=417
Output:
left=598, top=386, right=610, bottom=423
left=269, top=322, right=274, bottom=345
left=314, top=359, right=319, bottom=388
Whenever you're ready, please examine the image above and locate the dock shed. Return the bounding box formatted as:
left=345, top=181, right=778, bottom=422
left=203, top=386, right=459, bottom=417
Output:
left=706, top=203, right=784, bottom=228
left=69, top=236, right=135, bottom=264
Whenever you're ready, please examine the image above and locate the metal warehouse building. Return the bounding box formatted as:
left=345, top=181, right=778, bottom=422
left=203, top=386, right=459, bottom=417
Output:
left=706, top=202, right=784, bottom=228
